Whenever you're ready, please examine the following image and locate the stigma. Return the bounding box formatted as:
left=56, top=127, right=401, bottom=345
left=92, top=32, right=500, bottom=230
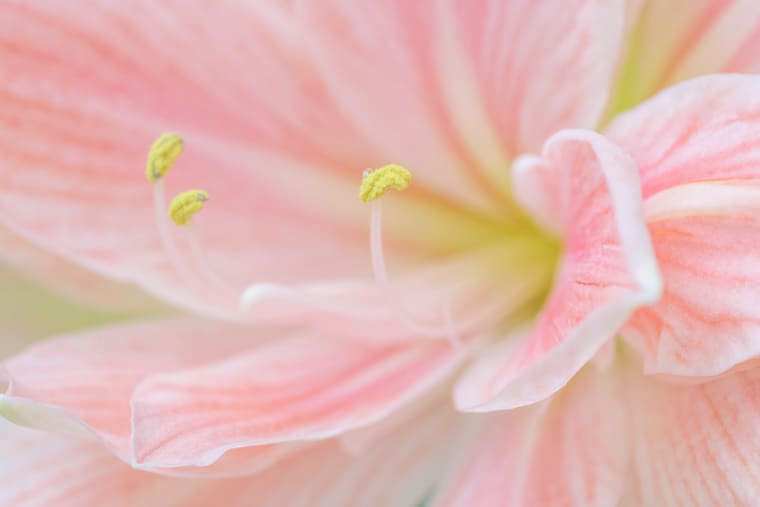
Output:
left=168, top=190, right=210, bottom=226
left=145, top=132, right=184, bottom=183
left=359, top=164, right=412, bottom=202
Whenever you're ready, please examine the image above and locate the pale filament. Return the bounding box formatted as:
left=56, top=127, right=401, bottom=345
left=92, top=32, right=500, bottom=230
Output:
left=369, top=199, right=461, bottom=345
left=184, top=221, right=242, bottom=305
left=151, top=180, right=200, bottom=291
left=151, top=180, right=241, bottom=307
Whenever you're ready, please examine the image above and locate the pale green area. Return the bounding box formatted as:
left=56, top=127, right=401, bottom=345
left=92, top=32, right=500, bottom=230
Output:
left=0, top=264, right=142, bottom=357
left=605, top=19, right=649, bottom=121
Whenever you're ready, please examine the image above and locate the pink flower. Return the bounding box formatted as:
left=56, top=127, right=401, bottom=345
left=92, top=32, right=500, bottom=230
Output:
left=2, top=1, right=760, bottom=505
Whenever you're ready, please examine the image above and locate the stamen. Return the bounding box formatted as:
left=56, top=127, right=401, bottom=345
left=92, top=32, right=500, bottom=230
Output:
left=145, top=133, right=198, bottom=290
left=361, top=165, right=460, bottom=344
left=143, top=134, right=245, bottom=312
left=145, top=132, right=183, bottom=183
left=359, top=164, right=412, bottom=202
left=369, top=199, right=390, bottom=285
left=165, top=190, right=242, bottom=303
left=168, top=189, right=209, bottom=226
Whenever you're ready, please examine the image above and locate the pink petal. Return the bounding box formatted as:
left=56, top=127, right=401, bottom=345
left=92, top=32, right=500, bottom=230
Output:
left=0, top=318, right=295, bottom=477
left=611, top=0, right=760, bottom=111
left=0, top=395, right=294, bottom=481
left=451, top=0, right=625, bottom=154
left=456, top=130, right=660, bottom=411
left=624, top=181, right=760, bottom=375
left=606, top=74, right=760, bottom=198
left=131, top=333, right=466, bottom=468
left=0, top=421, right=168, bottom=507
left=2, top=319, right=250, bottom=446
left=605, top=74, right=760, bottom=375
left=624, top=364, right=760, bottom=505
left=182, top=399, right=462, bottom=507
left=295, top=0, right=508, bottom=215
left=0, top=398, right=461, bottom=506
left=338, top=388, right=440, bottom=455
left=435, top=366, right=627, bottom=507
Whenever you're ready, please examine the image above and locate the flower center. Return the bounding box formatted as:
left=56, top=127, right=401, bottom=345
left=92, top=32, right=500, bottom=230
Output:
left=355, top=164, right=560, bottom=343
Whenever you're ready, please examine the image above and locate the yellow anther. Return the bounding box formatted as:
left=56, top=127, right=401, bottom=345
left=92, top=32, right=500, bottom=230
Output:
left=359, top=164, right=412, bottom=202
left=168, top=189, right=209, bottom=226
left=146, top=132, right=184, bottom=183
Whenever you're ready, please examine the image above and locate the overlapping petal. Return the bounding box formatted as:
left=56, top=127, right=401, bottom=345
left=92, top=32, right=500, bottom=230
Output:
left=2, top=319, right=252, bottom=440
left=131, top=332, right=467, bottom=469
left=625, top=182, right=760, bottom=375
left=0, top=318, right=298, bottom=477
left=607, top=74, right=760, bottom=197
left=0, top=399, right=461, bottom=506
left=436, top=366, right=627, bottom=506
left=455, top=130, right=660, bottom=411
left=0, top=315, right=467, bottom=477
left=605, top=75, right=760, bottom=375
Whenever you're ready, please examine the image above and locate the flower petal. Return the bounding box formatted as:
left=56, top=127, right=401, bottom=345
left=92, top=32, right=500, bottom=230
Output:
left=623, top=181, right=760, bottom=375
left=624, top=363, right=760, bottom=506
left=456, top=130, right=660, bottom=411
left=606, top=74, right=760, bottom=198
left=131, top=333, right=467, bottom=468
left=185, top=399, right=462, bottom=507
left=295, top=0, right=507, bottom=216
left=0, top=399, right=461, bottom=507
left=0, top=421, right=174, bottom=507
left=450, top=0, right=625, bottom=154
left=435, top=366, right=627, bottom=507
left=610, top=0, right=760, bottom=112
left=0, top=318, right=295, bottom=476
